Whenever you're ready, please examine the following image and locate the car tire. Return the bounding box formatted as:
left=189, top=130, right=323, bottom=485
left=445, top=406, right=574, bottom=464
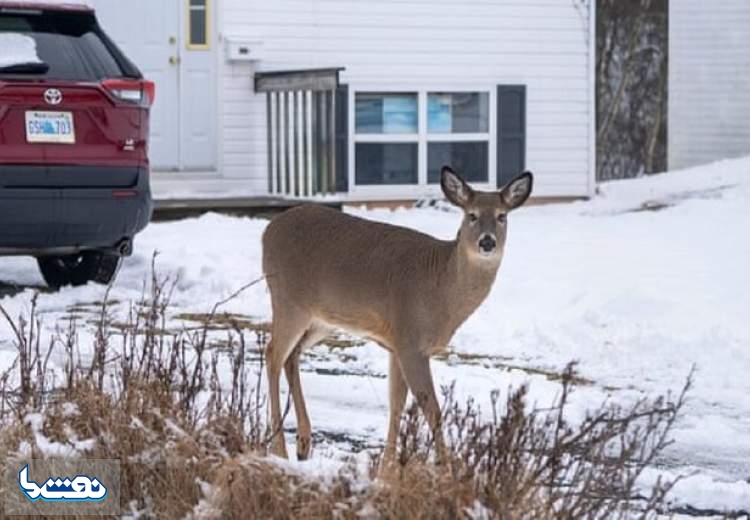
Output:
left=37, top=252, right=122, bottom=289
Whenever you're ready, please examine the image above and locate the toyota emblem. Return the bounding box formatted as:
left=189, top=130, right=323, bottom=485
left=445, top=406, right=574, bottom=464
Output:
left=44, top=88, right=62, bottom=105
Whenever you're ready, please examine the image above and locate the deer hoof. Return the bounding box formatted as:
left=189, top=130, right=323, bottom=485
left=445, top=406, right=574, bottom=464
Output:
left=296, top=435, right=311, bottom=460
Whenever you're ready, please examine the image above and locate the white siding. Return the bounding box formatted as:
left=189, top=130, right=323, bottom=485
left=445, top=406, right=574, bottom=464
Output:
left=220, top=0, right=594, bottom=198
left=669, top=1, right=750, bottom=170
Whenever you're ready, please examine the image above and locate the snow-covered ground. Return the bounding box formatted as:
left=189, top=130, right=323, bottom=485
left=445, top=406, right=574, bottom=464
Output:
left=1, top=157, right=749, bottom=514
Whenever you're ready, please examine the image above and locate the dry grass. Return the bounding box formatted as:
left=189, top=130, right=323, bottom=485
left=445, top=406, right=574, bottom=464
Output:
left=0, top=258, right=688, bottom=518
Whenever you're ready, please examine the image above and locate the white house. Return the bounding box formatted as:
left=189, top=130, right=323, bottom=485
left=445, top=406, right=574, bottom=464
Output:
left=91, top=0, right=596, bottom=202
left=669, top=1, right=750, bottom=171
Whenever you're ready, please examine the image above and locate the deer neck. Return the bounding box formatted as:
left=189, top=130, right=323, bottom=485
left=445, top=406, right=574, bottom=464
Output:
left=443, top=239, right=502, bottom=323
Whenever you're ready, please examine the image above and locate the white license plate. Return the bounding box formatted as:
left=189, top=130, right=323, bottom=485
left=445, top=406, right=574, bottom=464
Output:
left=25, top=111, right=75, bottom=144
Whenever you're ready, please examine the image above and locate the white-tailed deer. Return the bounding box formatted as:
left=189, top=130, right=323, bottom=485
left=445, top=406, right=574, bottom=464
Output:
left=262, top=166, right=533, bottom=468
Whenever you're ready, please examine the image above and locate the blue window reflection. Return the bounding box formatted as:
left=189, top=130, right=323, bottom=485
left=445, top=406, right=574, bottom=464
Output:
left=356, top=93, right=418, bottom=134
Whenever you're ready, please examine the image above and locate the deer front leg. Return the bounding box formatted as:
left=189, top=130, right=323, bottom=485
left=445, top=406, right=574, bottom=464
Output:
left=380, top=353, right=408, bottom=476
left=397, top=349, right=447, bottom=464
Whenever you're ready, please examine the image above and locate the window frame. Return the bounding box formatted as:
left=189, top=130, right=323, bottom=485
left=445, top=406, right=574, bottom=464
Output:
left=349, top=86, right=496, bottom=200
left=186, top=0, right=210, bottom=51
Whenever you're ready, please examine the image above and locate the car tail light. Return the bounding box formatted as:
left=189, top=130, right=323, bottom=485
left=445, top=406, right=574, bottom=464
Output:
left=102, top=79, right=156, bottom=107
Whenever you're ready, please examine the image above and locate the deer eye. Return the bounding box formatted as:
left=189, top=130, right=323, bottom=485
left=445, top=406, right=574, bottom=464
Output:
left=497, top=214, right=507, bottom=223
left=468, top=213, right=478, bottom=223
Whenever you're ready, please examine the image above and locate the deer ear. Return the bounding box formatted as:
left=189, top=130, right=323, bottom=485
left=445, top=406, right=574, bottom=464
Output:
left=500, top=171, right=533, bottom=210
left=441, top=166, right=474, bottom=207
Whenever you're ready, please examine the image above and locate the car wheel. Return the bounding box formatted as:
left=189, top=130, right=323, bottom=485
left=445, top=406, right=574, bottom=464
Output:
left=37, top=252, right=122, bottom=289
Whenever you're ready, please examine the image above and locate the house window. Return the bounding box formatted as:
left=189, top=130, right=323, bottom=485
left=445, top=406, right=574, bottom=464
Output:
left=353, top=90, right=491, bottom=188
left=427, top=92, right=490, bottom=183
left=354, top=93, right=418, bottom=185
left=187, top=0, right=209, bottom=49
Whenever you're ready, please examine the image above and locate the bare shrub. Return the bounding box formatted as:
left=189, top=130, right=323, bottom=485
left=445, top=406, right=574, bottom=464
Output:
left=367, top=373, right=686, bottom=518
left=0, top=260, right=687, bottom=518
left=0, top=258, right=268, bottom=518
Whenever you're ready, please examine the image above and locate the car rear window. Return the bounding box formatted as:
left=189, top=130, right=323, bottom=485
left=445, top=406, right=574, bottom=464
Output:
left=0, top=9, right=135, bottom=81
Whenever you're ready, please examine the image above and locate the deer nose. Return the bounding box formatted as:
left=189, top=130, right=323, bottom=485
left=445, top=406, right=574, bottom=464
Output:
left=479, top=234, right=497, bottom=253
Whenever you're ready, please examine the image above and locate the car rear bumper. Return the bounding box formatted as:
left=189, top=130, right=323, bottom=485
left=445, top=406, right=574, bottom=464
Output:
left=0, top=165, right=152, bottom=256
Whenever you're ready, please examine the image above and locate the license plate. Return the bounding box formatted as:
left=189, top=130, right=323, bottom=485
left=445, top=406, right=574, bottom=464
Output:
left=25, top=111, right=75, bottom=144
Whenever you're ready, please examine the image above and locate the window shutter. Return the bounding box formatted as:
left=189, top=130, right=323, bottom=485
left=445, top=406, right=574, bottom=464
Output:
left=335, top=84, right=349, bottom=192
left=496, top=85, right=526, bottom=188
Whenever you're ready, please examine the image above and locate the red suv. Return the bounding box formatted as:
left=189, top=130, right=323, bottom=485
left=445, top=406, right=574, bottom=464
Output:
left=0, top=1, right=153, bottom=288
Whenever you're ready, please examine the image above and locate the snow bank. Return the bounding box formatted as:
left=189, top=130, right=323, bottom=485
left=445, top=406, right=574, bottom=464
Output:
left=586, top=155, right=750, bottom=215
left=0, top=33, right=43, bottom=68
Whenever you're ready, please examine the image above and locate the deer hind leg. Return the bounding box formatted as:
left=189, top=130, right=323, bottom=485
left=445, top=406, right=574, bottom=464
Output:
left=266, top=308, right=310, bottom=459
left=380, top=353, right=408, bottom=475
left=397, top=349, right=447, bottom=464
left=284, top=325, right=329, bottom=461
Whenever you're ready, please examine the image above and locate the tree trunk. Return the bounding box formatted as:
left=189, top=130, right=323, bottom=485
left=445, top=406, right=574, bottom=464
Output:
left=597, top=12, right=644, bottom=145
left=645, top=34, right=668, bottom=174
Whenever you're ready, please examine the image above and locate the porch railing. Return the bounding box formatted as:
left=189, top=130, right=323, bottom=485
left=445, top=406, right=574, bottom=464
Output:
left=255, top=68, right=344, bottom=198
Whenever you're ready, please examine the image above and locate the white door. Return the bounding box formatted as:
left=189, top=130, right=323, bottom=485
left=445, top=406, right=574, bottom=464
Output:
left=180, top=0, right=218, bottom=171
left=92, top=0, right=216, bottom=172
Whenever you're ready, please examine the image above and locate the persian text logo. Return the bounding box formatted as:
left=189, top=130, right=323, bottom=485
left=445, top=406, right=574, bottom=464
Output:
left=18, top=464, right=107, bottom=502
